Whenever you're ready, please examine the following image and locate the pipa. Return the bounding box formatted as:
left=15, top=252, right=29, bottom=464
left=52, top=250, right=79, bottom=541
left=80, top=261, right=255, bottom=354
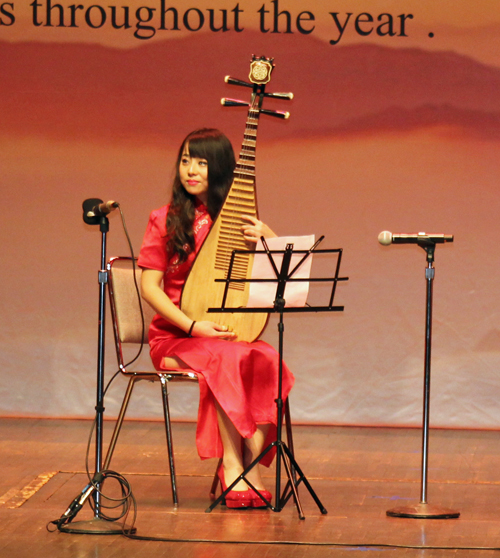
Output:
left=180, top=56, right=293, bottom=342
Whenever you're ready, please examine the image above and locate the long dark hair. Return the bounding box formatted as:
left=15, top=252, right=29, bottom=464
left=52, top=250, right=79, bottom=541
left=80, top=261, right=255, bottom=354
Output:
left=166, top=128, right=235, bottom=263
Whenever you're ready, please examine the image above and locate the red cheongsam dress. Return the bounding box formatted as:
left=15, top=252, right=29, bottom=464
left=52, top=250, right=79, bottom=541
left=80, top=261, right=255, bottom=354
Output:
left=138, top=202, right=294, bottom=465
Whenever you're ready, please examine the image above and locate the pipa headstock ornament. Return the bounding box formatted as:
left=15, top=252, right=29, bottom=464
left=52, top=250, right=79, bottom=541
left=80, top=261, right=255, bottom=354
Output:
left=249, top=56, right=274, bottom=85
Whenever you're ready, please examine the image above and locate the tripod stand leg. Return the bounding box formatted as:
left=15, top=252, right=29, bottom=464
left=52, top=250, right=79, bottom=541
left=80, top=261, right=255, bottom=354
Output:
left=279, top=445, right=305, bottom=520
left=282, top=443, right=328, bottom=515
left=284, top=399, right=297, bottom=483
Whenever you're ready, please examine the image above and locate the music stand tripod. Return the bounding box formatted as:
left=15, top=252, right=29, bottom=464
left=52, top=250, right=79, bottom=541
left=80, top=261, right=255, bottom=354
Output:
left=205, top=237, right=348, bottom=519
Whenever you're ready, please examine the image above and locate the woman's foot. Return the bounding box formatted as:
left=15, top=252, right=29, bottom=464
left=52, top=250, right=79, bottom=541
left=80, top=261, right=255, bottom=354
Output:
left=217, top=465, right=253, bottom=509
left=221, top=463, right=249, bottom=492
left=240, top=457, right=271, bottom=508
left=243, top=427, right=270, bottom=492
left=242, top=451, right=267, bottom=491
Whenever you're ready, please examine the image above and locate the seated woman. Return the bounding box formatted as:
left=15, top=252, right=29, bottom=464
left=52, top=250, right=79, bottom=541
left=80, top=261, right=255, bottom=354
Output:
left=138, top=128, right=294, bottom=509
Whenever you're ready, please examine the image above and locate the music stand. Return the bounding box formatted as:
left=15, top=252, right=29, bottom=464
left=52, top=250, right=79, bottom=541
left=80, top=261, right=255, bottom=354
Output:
left=205, top=236, right=348, bottom=519
left=386, top=239, right=459, bottom=519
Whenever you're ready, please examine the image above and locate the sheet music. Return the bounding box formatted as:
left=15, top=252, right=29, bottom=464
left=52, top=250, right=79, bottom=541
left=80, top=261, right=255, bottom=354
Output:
left=247, top=235, right=315, bottom=308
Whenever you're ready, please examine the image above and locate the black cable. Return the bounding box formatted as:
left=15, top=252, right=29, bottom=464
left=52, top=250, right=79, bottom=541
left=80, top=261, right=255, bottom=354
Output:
left=117, top=204, right=145, bottom=369
left=86, top=470, right=136, bottom=523
left=121, top=532, right=500, bottom=551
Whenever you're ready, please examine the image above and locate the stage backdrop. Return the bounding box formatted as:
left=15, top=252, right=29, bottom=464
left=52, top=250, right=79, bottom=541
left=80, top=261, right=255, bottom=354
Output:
left=1, top=1, right=500, bottom=428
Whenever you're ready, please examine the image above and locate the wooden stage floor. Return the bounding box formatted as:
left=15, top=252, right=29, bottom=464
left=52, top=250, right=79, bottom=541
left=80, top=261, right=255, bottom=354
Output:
left=1, top=417, right=499, bottom=557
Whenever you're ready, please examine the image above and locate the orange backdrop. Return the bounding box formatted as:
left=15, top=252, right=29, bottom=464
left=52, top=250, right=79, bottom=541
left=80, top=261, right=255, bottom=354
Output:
left=1, top=0, right=499, bottom=427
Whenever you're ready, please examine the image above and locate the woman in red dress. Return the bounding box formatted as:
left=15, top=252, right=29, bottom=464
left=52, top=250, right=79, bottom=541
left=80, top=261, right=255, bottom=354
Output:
left=138, top=128, right=294, bottom=508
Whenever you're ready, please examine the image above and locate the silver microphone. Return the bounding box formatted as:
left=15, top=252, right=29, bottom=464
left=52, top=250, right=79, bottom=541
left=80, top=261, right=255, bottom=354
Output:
left=378, top=231, right=454, bottom=246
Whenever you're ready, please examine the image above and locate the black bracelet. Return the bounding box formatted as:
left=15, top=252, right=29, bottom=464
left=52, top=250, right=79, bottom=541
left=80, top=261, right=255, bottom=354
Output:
left=188, top=321, right=196, bottom=337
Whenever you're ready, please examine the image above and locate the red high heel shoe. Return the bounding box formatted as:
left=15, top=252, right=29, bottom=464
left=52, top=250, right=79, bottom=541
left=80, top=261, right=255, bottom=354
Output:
left=251, top=488, right=272, bottom=508
left=217, top=466, right=253, bottom=509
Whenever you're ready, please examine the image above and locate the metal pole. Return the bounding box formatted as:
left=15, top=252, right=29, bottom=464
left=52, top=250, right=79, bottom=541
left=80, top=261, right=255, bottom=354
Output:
left=94, top=216, right=109, bottom=515
left=420, top=258, right=434, bottom=504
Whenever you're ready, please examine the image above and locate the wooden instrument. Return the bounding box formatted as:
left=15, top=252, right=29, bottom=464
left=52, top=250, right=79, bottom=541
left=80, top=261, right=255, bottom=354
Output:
left=180, top=56, right=293, bottom=342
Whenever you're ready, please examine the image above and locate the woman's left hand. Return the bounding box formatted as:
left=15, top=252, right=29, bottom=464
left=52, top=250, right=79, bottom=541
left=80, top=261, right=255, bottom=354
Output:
left=241, top=215, right=277, bottom=244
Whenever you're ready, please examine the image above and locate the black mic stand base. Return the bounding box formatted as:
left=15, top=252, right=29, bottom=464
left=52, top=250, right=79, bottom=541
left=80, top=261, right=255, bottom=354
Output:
left=59, top=517, right=136, bottom=535
left=387, top=502, right=460, bottom=519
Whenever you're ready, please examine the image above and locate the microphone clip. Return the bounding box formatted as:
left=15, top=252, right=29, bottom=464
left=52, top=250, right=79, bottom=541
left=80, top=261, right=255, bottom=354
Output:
left=82, top=198, right=105, bottom=226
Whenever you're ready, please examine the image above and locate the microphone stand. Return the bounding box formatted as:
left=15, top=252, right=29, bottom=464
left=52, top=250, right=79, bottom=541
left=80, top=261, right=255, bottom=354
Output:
left=386, top=240, right=459, bottom=519
left=58, top=199, right=134, bottom=534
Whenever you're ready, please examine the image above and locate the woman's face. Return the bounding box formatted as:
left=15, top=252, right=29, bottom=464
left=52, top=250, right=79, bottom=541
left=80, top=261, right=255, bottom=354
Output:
left=178, top=142, right=209, bottom=204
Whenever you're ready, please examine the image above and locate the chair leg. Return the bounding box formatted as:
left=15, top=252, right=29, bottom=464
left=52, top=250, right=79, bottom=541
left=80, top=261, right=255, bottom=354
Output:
left=209, top=458, right=223, bottom=500
left=159, top=375, right=178, bottom=507
left=103, top=376, right=138, bottom=471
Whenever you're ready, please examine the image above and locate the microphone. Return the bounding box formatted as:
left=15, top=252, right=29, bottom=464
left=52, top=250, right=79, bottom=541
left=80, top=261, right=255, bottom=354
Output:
left=378, top=231, right=454, bottom=246
left=87, top=200, right=119, bottom=218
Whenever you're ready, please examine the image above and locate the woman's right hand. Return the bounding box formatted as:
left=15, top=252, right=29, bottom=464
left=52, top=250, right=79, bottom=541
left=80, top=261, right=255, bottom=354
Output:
left=191, top=321, right=237, bottom=340
left=141, top=270, right=237, bottom=340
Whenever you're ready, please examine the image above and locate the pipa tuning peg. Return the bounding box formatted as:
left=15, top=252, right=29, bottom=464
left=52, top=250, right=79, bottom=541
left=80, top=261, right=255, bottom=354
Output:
left=264, top=92, right=294, bottom=100
left=221, top=98, right=250, bottom=108
left=260, top=108, right=290, bottom=120
left=224, top=76, right=253, bottom=89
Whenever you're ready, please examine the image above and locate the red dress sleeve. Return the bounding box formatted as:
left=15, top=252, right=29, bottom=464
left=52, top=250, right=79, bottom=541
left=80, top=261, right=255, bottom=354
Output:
left=138, top=205, right=169, bottom=271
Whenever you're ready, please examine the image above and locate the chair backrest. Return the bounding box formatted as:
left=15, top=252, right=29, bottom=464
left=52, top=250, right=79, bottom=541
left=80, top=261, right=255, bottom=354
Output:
left=107, top=256, right=156, bottom=351
left=108, top=257, right=199, bottom=379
